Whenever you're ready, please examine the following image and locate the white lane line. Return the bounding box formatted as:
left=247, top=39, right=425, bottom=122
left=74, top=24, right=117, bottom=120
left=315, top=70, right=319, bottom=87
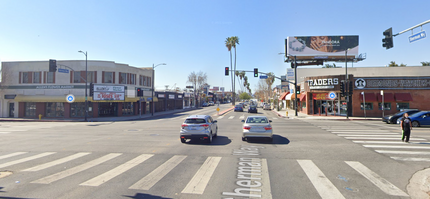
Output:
left=254, top=158, right=272, bottom=199
left=80, top=154, right=154, bottom=187
left=0, top=132, right=11, bottom=134
left=391, top=157, right=430, bottom=162
left=332, top=132, right=396, bottom=134
left=297, top=160, right=345, bottom=199
left=217, top=116, right=224, bottom=119
left=31, top=153, right=122, bottom=184
left=23, top=152, right=91, bottom=172
left=345, top=161, right=408, bottom=196
left=376, top=150, right=430, bottom=155
left=0, top=152, right=28, bottom=160
left=353, top=141, right=407, bottom=144
left=129, top=155, right=187, bottom=190
left=182, top=157, right=221, bottom=194
left=363, top=145, right=430, bottom=149
left=0, top=152, right=56, bottom=169
left=239, top=115, right=245, bottom=119
left=326, top=130, right=389, bottom=132
left=228, top=116, right=235, bottom=119
left=344, top=137, right=425, bottom=140
left=338, top=134, right=401, bottom=137
left=272, top=117, right=278, bottom=120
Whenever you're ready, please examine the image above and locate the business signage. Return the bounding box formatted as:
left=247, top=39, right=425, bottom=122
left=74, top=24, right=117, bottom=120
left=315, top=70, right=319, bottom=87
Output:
left=308, top=78, right=339, bottom=89
left=94, top=92, right=125, bottom=101
left=178, top=95, right=183, bottom=99
left=287, top=69, right=294, bottom=81
left=184, top=93, right=191, bottom=97
left=212, top=87, right=219, bottom=91
left=94, top=85, right=125, bottom=92
left=158, top=94, right=165, bottom=98
left=220, top=87, right=225, bottom=92
left=287, top=35, right=359, bottom=59
left=313, top=93, right=330, bottom=100
left=169, top=94, right=175, bottom=99
left=355, top=77, right=430, bottom=90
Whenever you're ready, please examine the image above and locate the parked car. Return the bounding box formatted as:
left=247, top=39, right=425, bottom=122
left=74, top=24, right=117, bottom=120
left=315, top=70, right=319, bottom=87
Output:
left=234, top=104, right=243, bottom=112
left=241, top=116, right=273, bottom=142
left=382, top=109, right=420, bottom=124
left=248, top=105, right=258, bottom=113
left=208, top=101, right=215, bottom=106
left=202, top=102, right=208, bottom=107
left=263, top=104, right=271, bottom=110
left=396, top=111, right=430, bottom=127
left=180, top=115, right=218, bottom=143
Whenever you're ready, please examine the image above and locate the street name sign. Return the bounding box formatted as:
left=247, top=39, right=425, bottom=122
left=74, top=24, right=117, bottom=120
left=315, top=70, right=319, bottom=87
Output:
left=260, top=75, right=268, bottom=79
left=58, top=68, right=69, bottom=73
left=409, top=31, right=426, bottom=43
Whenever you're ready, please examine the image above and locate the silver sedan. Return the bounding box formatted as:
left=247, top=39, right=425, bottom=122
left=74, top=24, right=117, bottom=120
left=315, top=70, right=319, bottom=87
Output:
left=241, top=116, right=273, bottom=142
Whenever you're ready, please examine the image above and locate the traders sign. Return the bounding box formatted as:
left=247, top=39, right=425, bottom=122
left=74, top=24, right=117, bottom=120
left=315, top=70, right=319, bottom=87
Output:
left=308, top=78, right=339, bottom=89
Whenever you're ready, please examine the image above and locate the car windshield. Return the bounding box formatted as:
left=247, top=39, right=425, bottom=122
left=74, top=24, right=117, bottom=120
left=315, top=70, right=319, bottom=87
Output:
left=185, top=118, right=206, bottom=124
left=246, top=117, right=268, bottom=123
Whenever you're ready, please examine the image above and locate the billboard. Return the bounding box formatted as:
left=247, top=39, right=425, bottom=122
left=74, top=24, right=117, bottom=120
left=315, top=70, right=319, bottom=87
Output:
left=287, top=35, right=359, bottom=60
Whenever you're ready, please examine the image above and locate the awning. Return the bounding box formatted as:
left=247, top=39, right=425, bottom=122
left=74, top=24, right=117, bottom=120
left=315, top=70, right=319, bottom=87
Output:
left=300, top=94, right=306, bottom=101
left=285, top=93, right=293, bottom=100
left=359, top=93, right=377, bottom=102
left=291, top=94, right=301, bottom=100
left=377, top=93, right=395, bottom=102
left=279, top=92, right=289, bottom=100
left=14, top=95, right=155, bottom=103
left=395, top=93, right=413, bottom=101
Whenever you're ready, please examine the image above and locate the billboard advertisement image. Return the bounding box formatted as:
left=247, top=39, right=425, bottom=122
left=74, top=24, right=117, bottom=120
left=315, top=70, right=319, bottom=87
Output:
left=287, top=35, right=359, bottom=60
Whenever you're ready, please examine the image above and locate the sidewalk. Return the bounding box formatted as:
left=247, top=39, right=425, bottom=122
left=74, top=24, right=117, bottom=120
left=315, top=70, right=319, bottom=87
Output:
left=272, top=108, right=381, bottom=121
left=0, top=106, right=233, bottom=123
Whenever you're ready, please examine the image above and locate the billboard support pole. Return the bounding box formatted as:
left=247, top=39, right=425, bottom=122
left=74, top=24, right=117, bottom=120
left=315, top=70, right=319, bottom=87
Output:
left=345, top=49, right=349, bottom=119
left=294, top=56, right=298, bottom=117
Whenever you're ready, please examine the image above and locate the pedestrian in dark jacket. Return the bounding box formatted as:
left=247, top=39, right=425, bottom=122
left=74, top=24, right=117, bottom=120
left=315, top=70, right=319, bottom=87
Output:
left=400, top=113, right=412, bottom=142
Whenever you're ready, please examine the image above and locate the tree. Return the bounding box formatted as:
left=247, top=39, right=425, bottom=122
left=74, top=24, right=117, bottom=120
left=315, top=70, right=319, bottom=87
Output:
left=225, top=37, right=234, bottom=104
left=421, top=61, right=430, bottom=66
left=187, top=71, right=207, bottom=105
left=388, top=61, right=407, bottom=67
left=323, top=63, right=338, bottom=68
left=229, top=36, right=239, bottom=105
left=239, top=92, right=251, bottom=100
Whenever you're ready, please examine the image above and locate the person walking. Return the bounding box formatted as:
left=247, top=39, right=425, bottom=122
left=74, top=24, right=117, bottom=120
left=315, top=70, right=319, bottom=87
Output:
left=400, top=113, right=412, bottom=142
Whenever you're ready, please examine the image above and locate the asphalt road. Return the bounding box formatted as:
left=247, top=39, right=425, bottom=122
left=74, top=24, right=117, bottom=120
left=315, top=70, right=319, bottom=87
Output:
left=0, top=104, right=428, bottom=199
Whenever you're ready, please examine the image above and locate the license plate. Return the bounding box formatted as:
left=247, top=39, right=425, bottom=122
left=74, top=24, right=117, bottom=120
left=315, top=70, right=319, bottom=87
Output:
left=190, top=127, right=196, bottom=130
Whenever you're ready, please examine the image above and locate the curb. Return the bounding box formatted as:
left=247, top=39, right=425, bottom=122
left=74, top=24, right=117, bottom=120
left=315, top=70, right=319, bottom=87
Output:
left=217, top=107, right=235, bottom=116
left=407, top=167, right=430, bottom=199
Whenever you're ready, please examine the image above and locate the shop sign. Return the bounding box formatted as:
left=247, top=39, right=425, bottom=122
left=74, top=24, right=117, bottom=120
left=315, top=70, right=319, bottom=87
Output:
left=184, top=93, right=191, bottom=97
left=158, top=94, right=165, bottom=98
left=93, top=92, right=125, bottom=101
left=312, top=93, right=331, bottom=100
left=355, top=77, right=430, bottom=89
left=94, top=85, right=125, bottom=92
left=178, top=95, right=183, bottom=99
left=169, top=94, right=175, bottom=99
left=308, top=78, right=339, bottom=89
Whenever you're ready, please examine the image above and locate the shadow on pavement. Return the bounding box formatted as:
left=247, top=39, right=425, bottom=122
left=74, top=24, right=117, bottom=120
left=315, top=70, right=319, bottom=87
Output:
left=184, top=135, right=231, bottom=146
left=245, top=135, right=290, bottom=145
left=124, top=193, right=172, bottom=199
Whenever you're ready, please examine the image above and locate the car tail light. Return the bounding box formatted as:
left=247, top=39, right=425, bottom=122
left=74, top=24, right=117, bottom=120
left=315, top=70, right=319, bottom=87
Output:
left=243, top=126, right=251, bottom=130
left=181, top=124, right=188, bottom=129
left=201, top=124, right=209, bottom=129
left=264, top=126, right=272, bottom=130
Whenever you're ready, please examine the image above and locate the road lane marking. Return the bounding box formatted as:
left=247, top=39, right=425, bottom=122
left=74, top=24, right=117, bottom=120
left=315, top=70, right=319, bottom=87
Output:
left=345, top=161, right=408, bottom=196
left=23, top=152, right=91, bottom=172
left=326, top=130, right=389, bottom=132
left=332, top=132, right=396, bottom=134
left=338, top=134, right=400, bottom=137
left=228, top=116, right=235, bottom=119
left=353, top=141, right=407, bottom=144
left=363, top=145, right=430, bottom=149
left=344, top=137, right=425, bottom=140
left=376, top=150, right=430, bottom=155
left=0, top=152, right=27, bottom=160
left=129, top=155, right=187, bottom=190
left=80, top=154, right=154, bottom=186
left=31, top=153, right=122, bottom=184
left=271, top=117, right=278, bottom=120
left=0, top=132, right=11, bottom=134
left=239, top=115, right=245, bottom=119
left=182, top=157, right=221, bottom=194
left=390, top=157, right=430, bottom=161
left=0, top=152, right=56, bottom=169
left=250, top=158, right=272, bottom=199
left=217, top=116, right=224, bottom=119
left=297, top=160, right=345, bottom=199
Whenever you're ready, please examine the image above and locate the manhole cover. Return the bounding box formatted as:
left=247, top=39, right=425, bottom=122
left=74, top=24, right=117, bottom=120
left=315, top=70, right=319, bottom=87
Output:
left=0, top=171, right=13, bottom=179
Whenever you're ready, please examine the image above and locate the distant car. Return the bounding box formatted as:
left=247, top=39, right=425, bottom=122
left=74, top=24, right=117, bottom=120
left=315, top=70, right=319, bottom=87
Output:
left=234, top=105, right=243, bottom=112
left=208, top=101, right=215, bottom=106
left=382, top=109, right=420, bottom=124
left=248, top=105, right=258, bottom=113
left=180, top=115, right=218, bottom=143
left=202, top=102, right=208, bottom=107
left=242, top=116, right=273, bottom=142
left=396, top=111, right=430, bottom=127
left=263, top=104, right=271, bottom=110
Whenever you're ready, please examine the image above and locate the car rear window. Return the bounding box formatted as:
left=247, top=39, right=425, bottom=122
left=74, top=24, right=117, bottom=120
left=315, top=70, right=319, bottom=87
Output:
left=246, top=117, right=268, bottom=123
left=185, top=118, right=206, bottom=124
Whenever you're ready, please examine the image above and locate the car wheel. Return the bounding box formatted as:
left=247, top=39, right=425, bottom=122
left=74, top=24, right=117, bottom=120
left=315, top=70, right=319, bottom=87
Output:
left=214, top=128, right=218, bottom=138
left=242, top=137, right=246, bottom=141
left=180, top=138, right=186, bottom=143
left=207, top=133, right=213, bottom=143
left=412, top=121, right=420, bottom=127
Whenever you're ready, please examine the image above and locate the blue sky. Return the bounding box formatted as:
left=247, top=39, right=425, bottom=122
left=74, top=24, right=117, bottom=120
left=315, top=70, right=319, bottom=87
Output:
left=1, top=0, right=429, bottom=92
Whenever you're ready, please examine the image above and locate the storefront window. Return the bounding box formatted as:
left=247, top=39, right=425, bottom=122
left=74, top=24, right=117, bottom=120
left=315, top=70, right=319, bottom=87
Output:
left=46, top=102, right=64, bottom=117
left=360, top=103, right=373, bottom=110
left=396, top=103, right=409, bottom=110
left=378, top=103, right=391, bottom=110
left=47, top=72, right=55, bottom=83
left=122, top=102, right=134, bottom=115
left=302, top=102, right=306, bottom=108
left=25, top=102, right=36, bottom=117
left=33, top=72, right=41, bottom=83
left=71, top=102, right=93, bottom=117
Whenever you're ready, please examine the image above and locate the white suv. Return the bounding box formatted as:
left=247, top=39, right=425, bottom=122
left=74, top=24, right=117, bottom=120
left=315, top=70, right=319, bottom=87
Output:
left=180, top=115, right=218, bottom=143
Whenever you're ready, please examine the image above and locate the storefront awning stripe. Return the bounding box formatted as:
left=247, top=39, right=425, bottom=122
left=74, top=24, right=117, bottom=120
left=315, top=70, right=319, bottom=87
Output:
left=291, top=94, right=301, bottom=100
left=359, top=93, right=377, bottom=102
left=13, top=95, right=158, bottom=103
left=394, top=93, right=413, bottom=102
left=279, top=92, right=289, bottom=100
left=377, top=93, right=395, bottom=102
left=300, top=94, right=306, bottom=101
left=285, top=93, right=293, bottom=100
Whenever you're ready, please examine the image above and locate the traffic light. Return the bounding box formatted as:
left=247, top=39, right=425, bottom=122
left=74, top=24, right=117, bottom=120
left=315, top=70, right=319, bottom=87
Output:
left=291, top=62, right=295, bottom=68
left=49, top=59, right=57, bottom=72
left=225, top=67, right=229, bottom=76
left=254, top=68, right=258, bottom=77
left=340, top=82, right=345, bottom=97
left=137, top=88, right=143, bottom=97
left=349, top=81, right=353, bottom=95
left=89, top=83, right=94, bottom=96
left=382, top=27, right=393, bottom=49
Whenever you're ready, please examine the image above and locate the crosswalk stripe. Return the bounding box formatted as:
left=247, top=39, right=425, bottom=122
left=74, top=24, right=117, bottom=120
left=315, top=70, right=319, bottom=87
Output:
left=344, top=137, right=425, bottom=140
left=31, top=153, right=122, bottom=184
left=258, top=158, right=273, bottom=199
left=0, top=132, right=11, bottom=134
left=390, top=157, right=430, bottom=162
left=332, top=132, right=396, bottom=134
left=80, top=154, right=154, bottom=187
left=0, top=152, right=56, bottom=169
left=376, top=150, right=430, bottom=155
left=326, top=130, right=389, bottom=132
left=217, top=116, right=224, bottom=119
left=353, top=141, right=407, bottom=144
left=0, top=152, right=28, bottom=160
left=272, top=117, right=278, bottom=120
left=129, top=155, right=187, bottom=190
left=338, top=134, right=400, bottom=137
left=239, top=115, right=245, bottom=119
left=297, top=160, right=345, bottom=199
left=182, top=157, right=221, bottom=194
left=23, top=152, right=91, bottom=172
left=363, top=145, right=430, bottom=149
left=345, top=161, right=408, bottom=196
left=228, top=116, right=235, bottom=119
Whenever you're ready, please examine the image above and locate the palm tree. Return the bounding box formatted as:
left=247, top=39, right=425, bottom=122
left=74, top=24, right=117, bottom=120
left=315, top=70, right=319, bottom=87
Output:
left=231, top=36, right=239, bottom=105
left=225, top=37, right=233, bottom=104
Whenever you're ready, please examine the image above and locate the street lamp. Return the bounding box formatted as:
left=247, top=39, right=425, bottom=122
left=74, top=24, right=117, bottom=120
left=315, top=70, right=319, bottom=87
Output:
left=78, top=50, right=88, bottom=122
left=152, top=63, right=166, bottom=116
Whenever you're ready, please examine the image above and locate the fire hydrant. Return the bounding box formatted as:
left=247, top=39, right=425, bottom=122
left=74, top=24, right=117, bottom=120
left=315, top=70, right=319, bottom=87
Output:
left=39, top=114, right=42, bottom=120
left=286, top=111, right=288, bottom=117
